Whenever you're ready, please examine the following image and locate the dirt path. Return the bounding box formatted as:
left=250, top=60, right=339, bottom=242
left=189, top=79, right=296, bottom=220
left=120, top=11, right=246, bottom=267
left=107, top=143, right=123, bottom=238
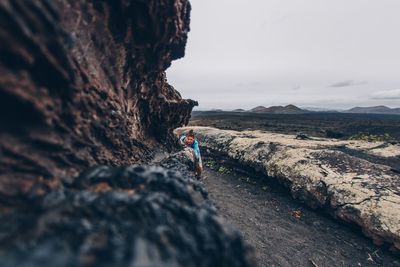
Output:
left=202, top=165, right=400, bottom=267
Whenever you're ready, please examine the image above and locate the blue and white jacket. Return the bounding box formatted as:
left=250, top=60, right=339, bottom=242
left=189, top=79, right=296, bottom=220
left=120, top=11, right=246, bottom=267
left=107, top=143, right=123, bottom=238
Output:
left=179, top=135, right=201, bottom=160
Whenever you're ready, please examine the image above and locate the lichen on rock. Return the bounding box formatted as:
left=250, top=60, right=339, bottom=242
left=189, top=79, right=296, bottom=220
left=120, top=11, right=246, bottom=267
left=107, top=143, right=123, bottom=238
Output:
left=178, top=126, right=400, bottom=253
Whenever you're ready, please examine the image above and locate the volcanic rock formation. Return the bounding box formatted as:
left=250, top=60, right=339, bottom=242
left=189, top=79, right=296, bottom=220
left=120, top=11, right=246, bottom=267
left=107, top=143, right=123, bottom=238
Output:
left=0, top=0, right=197, bottom=200
left=0, top=1, right=256, bottom=266
left=0, top=160, right=254, bottom=267
left=178, top=126, right=400, bottom=253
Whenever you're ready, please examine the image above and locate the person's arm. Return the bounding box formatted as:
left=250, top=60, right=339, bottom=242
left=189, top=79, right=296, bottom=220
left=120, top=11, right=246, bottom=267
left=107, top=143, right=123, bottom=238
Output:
left=179, top=135, right=186, bottom=146
left=192, top=140, right=201, bottom=159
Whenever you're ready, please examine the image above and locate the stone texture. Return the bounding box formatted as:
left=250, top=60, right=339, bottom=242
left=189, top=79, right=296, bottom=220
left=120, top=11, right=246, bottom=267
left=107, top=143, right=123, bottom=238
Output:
left=0, top=0, right=197, bottom=200
left=178, top=126, right=400, bottom=253
left=0, top=2, right=257, bottom=265
left=0, top=162, right=254, bottom=267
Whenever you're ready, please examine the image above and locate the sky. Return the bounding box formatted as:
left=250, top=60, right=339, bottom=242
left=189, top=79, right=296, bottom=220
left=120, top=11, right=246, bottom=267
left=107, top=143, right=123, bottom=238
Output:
left=167, top=0, right=400, bottom=110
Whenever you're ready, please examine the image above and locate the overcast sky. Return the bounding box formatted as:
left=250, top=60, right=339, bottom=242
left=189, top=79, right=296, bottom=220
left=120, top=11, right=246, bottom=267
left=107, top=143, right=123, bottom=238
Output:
left=167, top=0, right=400, bottom=110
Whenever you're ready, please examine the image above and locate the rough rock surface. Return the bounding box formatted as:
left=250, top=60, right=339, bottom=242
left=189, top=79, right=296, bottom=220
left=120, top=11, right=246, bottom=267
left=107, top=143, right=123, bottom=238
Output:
left=177, top=126, right=400, bottom=253
left=0, top=161, right=254, bottom=267
left=0, top=0, right=197, bottom=200
left=0, top=1, right=257, bottom=265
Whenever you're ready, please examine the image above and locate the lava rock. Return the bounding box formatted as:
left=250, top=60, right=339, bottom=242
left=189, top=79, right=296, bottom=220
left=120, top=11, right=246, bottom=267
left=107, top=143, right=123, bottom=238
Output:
left=295, top=132, right=311, bottom=140
left=0, top=2, right=254, bottom=266
left=0, top=0, right=197, bottom=198
left=180, top=126, right=400, bottom=253
left=0, top=165, right=254, bottom=267
left=326, top=130, right=345, bottom=139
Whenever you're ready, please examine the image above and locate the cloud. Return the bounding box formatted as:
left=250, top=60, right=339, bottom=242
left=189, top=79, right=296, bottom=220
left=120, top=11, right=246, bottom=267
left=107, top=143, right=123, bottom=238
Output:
left=370, top=89, right=400, bottom=100
left=329, top=80, right=367, bottom=88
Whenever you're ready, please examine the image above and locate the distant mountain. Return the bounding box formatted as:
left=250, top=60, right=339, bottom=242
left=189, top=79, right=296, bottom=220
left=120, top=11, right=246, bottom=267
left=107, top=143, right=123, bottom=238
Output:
left=232, top=109, right=246, bottom=112
left=249, top=104, right=310, bottom=114
left=344, top=106, right=400, bottom=115
left=303, top=107, right=341, bottom=113
left=250, top=106, right=268, bottom=112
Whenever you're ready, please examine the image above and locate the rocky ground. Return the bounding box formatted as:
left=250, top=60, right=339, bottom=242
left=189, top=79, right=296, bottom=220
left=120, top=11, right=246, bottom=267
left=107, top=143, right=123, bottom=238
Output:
left=0, top=153, right=254, bottom=267
left=202, top=162, right=400, bottom=266
left=176, top=126, right=400, bottom=254
left=190, top=111, right=400, bottom=141
left=2, top=1, right=399, bottom=266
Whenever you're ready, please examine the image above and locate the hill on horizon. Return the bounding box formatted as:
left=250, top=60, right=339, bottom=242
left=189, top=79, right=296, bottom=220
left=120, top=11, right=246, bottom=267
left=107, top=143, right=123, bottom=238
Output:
left=344, top=105, right=400, bottom=115
left=249, top=104, right=310, bottom=114
left=197, top=105, right=400, bottom=115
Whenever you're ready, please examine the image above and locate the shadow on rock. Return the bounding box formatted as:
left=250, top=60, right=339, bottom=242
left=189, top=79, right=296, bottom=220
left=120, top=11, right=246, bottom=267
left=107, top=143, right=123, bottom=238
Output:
left=0, top=164, right=254, bottom=267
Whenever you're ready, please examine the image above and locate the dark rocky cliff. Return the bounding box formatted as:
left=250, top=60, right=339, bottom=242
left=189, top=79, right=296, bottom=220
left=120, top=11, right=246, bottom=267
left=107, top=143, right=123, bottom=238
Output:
left=0, top=1, right=256, bottom=266
left=0, top=0, right=197, bottom=200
